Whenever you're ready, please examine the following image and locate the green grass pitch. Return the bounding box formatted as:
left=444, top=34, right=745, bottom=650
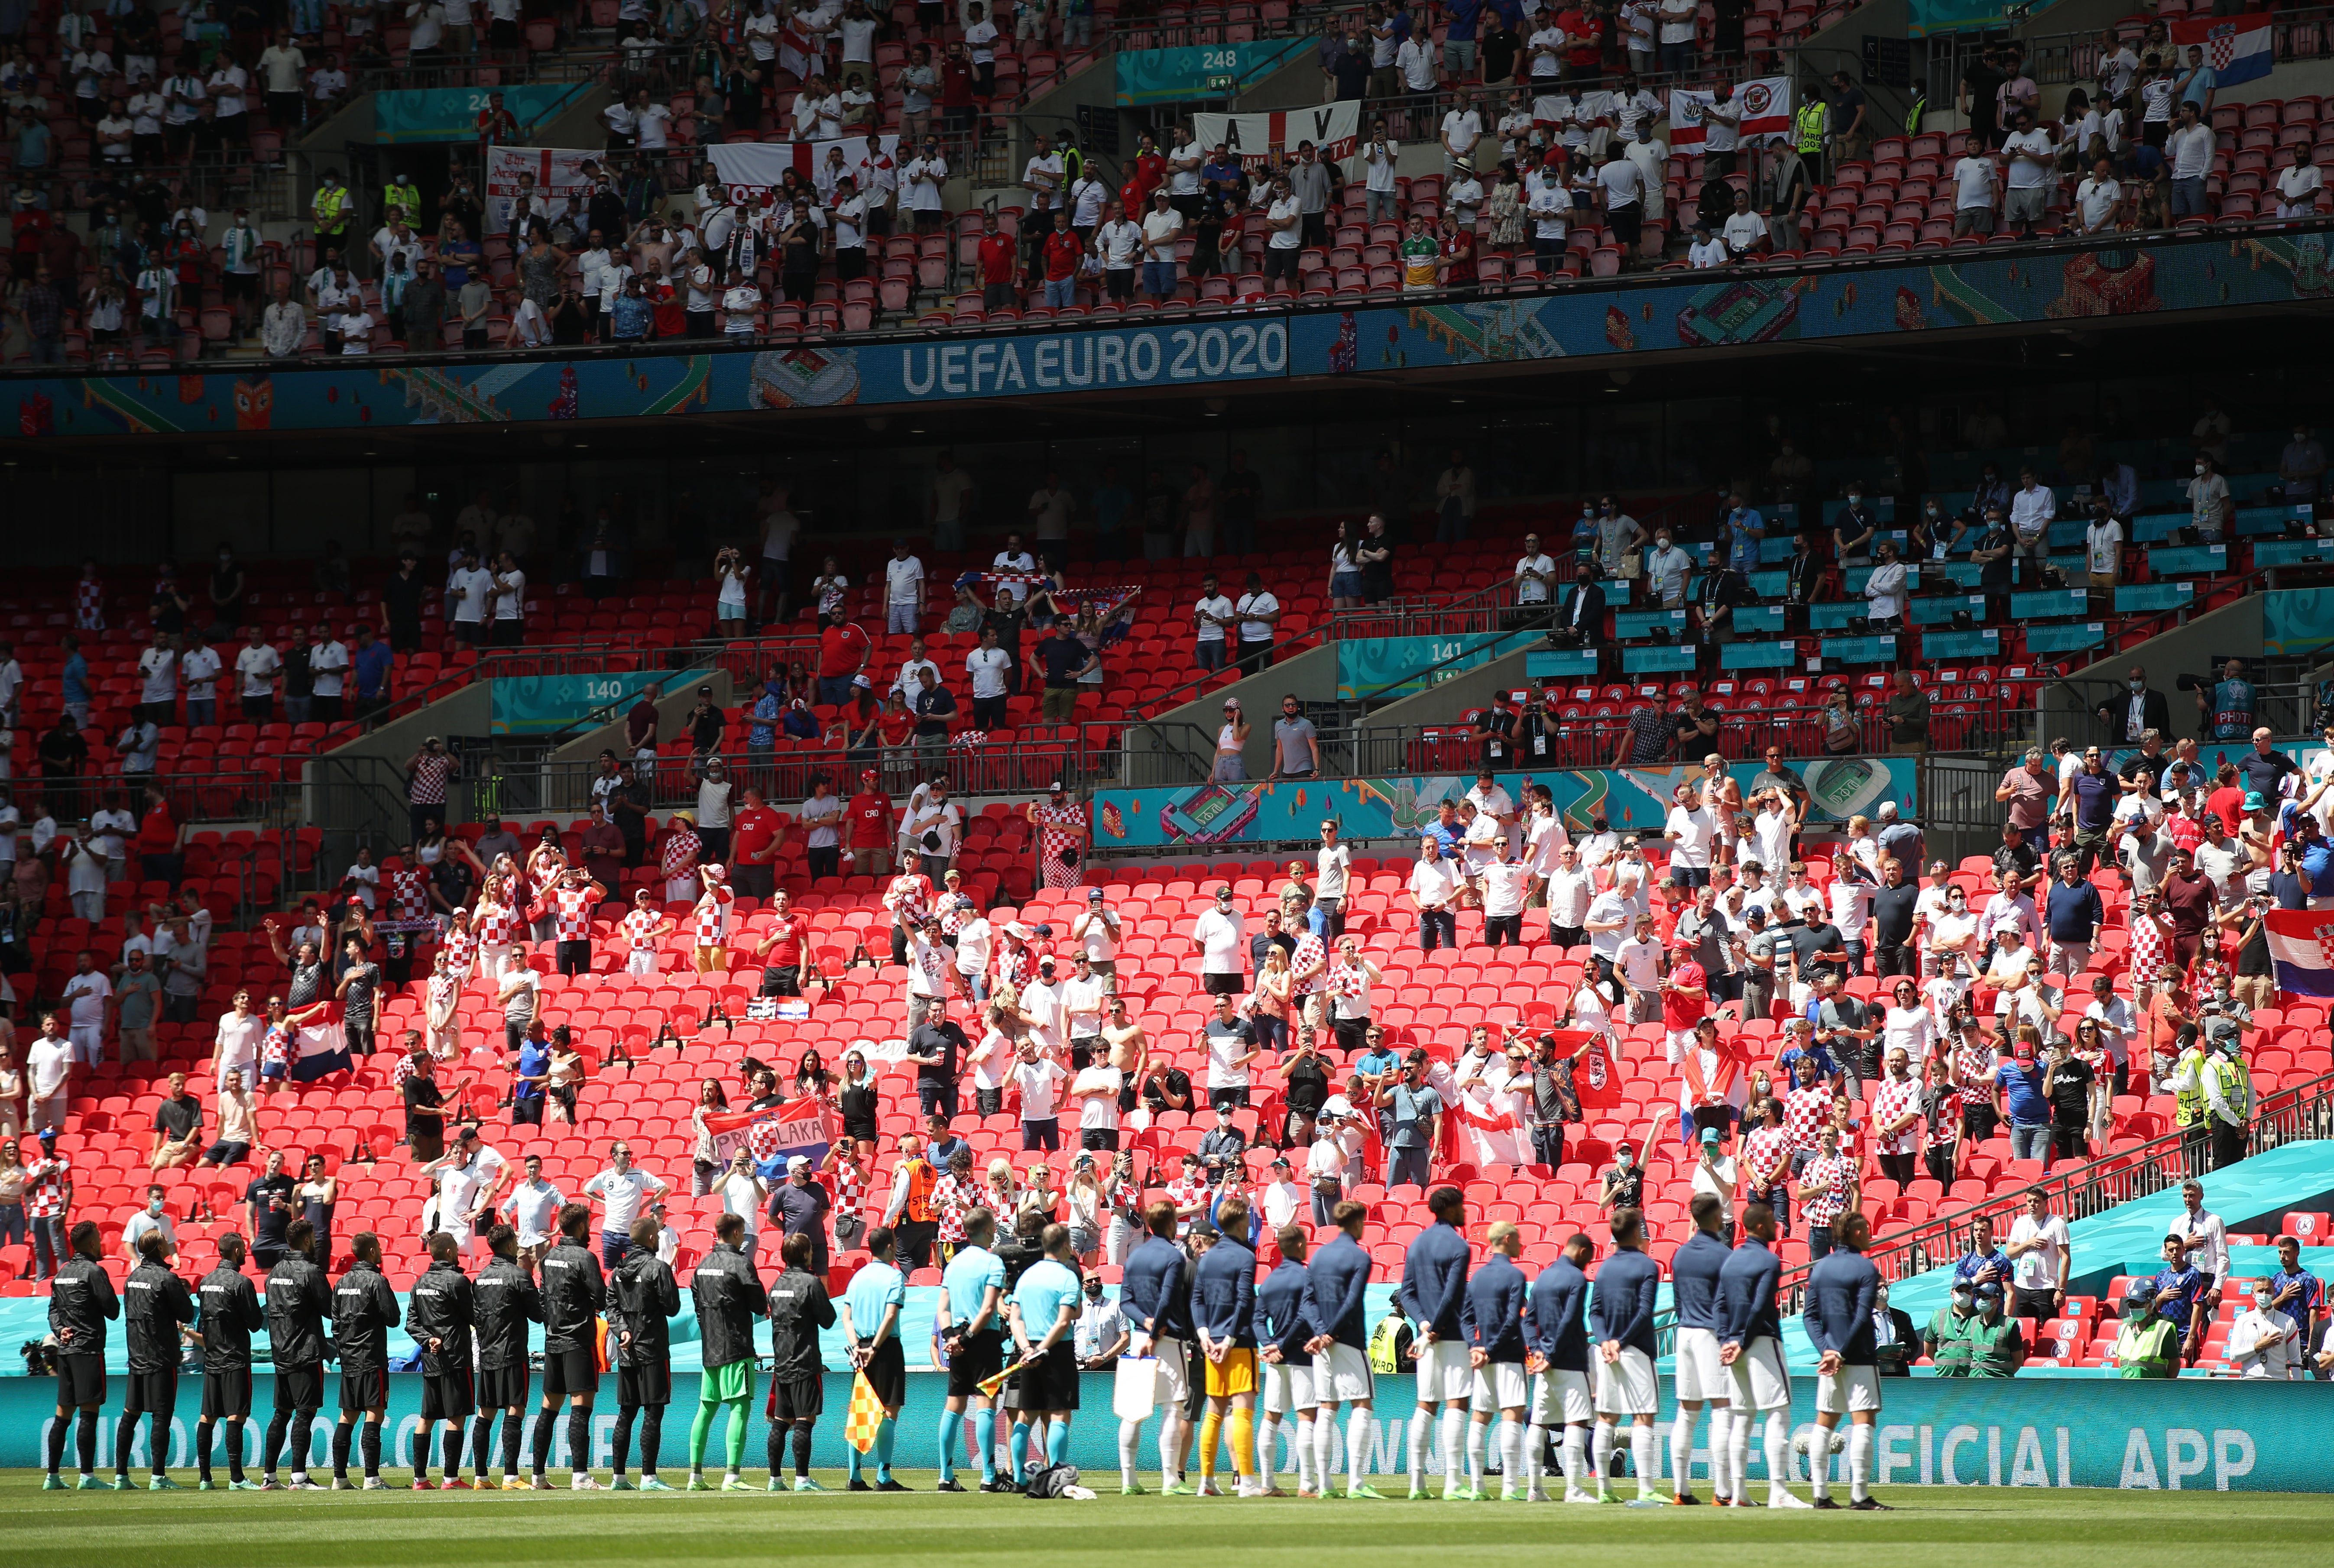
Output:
left=0, top=1474, right=2325, bottom=1568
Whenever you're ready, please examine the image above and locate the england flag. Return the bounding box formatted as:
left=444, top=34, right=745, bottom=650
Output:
left=2266, top=908, right=2334, bottom=998
left=2170, top=14, right=2274, bottom=88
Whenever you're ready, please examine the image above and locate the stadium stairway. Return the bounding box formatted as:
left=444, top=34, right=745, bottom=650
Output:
left=1776, top=1141, right=2334, bottom=1376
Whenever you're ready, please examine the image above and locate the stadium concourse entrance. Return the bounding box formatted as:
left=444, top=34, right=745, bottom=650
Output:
left=6, top=307, right=2317, bottom=570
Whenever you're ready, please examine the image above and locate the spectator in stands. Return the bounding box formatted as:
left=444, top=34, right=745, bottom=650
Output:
left=147, top=1070, right=203, bottom=1171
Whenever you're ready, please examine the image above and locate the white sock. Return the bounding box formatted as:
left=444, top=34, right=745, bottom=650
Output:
left=1591, top=1422, right=1614, bottom=1490
left=1563, top=1425, right=1588, bottom=1493
left=1526, top=1424, right=1547, bottom=1492
left=1670, top=1408, right=1695, bottom=1496
left=1257, top=1412, right=1279, bottom=1488
left=1498, top=1419, right=1525, bottom=1494
left=1316, top=1408, right=1340, bottom=1491
left=1764, top=1415, right=1792, bottom=1503
left=1707, top=1408, right=1732, bottom=1501
left=1730, top=1410, right=1753, bottom=1503
left=1465, top=1419, right=1487, bottom=1490
left=1629, top=1425, right=1657, bottom=1499
left=1293, top=1416, right=1314, bottom=1492
left=1440, top=1407, right=1465, bottom=1489
left=1847, top=1424, right=1871, bottom=1503
left=1118, top=1419, right=1140, bottom=1488
left=1407, top=1409, right=1430, bottom=1486
left=1158, top=1415, right=1181, bottom=1488
left=1346, top=1406, right=1371, bottom=1492
left=1809, top=1423, right=1832, bottom=1500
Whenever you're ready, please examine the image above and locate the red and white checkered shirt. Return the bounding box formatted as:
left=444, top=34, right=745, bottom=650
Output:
left=938, top=898, right=967, bottom=938
left=409, top=753, right=456, bottom=806
left=694, top=886, right=733, bottom=946
left=390, top=1052, right=420, bottom=1092
left=1783, top=1084, right=1833, bottom=1151
left=832, top=1158, right=865, bottom=1217
left=76, top=575, right=104, bottom=631
left=1288, top=932, right=1327, bottom=995
left=263, top=1022, right=297, bottom=1071
left=1872, top=1076, right=1923, bottom=1157
left=441, top=924, right=480, bottom=974
left=2129, top=910, right=2170, bottom=987
left=1326, top=960, right=1368, bottom=999
left=885, top=872, right=934, bottom=926
left=934, top=1171, right=979, bottom=1246
left=1799, top=1152, right=1853, bottom=1226
left=661, top=829, right=701, bottom=880
left=24, top=1157, right=69, bottom=1219
left=1953, top=1040, right=1996, bottom=1097
left=622, top=908, right=664, bottom=954
left=994, top=945, right=1031, bottom=993
left=389, top=867, right=430, bottom=921
left=473, top=896, right=519, bottom=946
left=1164, top=1175, right=1209, bottom=1235
left=538, top=884, right=600, bottom=942
left=1927, top=1087, right=1964, bottom=1148
left=426, top=972, right=460, bottom=1022
left=1742, top=1124, right=1792, bottom=1190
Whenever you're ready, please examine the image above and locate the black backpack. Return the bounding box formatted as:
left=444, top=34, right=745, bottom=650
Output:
left=1024, top=1463, right=1080, bottom=1499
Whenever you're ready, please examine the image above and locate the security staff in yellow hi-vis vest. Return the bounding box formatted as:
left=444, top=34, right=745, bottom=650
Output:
left=2204, top=1032, right=2253, bottom=1171
left=2169, top=1024, right=2211, bottom=1175
left=1368, top=1299, right=1413, bottom=1374
left=313, top=168, right=351, bottom=265
left=1793, top=88, right=1828, bottom=181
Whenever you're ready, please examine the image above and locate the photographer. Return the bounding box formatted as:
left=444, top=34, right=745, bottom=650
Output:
left=2184, top=658, right=2256, bottom=744
left=713, top=546, right=750, bottom=638
left=405, top=735, right=459, bottom=841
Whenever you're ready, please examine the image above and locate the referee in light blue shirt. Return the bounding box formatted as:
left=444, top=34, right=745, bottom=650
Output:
left=937, top=1208, right=1006, bottom=1491
left=840, top=1230, right=909, bottom=1491
left=1010, top=1225, right=1085, bottom=1476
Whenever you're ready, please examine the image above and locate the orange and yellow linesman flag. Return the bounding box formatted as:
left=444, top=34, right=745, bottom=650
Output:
left=843, top=1371, right=885, bottom=1454
left=971, top=1344, right=1036, bottom=1400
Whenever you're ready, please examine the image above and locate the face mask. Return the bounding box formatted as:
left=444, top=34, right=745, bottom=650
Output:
left=1615, top=1152, right=1634, bottom=1169
left=1952, top=1290, right=1974, bottom=1310
left=2130, top=679, right=2145, bottom=691
left=1848, top=492, right=1862, bottom=504
left=2195, top=463, right=2206, bottom=475
left=149, top=1198, right=165, bottom=1215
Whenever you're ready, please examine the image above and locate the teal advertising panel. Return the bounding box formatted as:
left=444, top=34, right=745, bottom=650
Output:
left=1621, top=644, right=1699, bottom=674
left=2263, top=586, right=2334, bottom=656
left=1091, top=756, right=1914, bottom=851
left=2256, top=539, right=2334, bottom=569
left=372, top=83, right=588, bottom=142
left=1113, top=38, right=1309, bottom=104
left=2150, top=544, right=2230, bottom=576
left=2026, top=622, right=2109, bottom=656
left=1293, top=234, right=2331, bottom=376
left=11, top=231, right=2328, bottom=442
left=1719, top=639, right=1798, bottom=669
left=1524, top=649, right=1602, bottom=679
left=1922, top=628, right=2003, bottom=660
left=1334, top=629, right=1540, bottom=700
left=9, top=1367, right=2333, bottom=1488
left=490, top=668, right=707, bottom=734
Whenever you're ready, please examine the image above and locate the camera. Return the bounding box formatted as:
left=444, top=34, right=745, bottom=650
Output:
left=2174, top=673, right=2203, bottom=693
left=21, top=1338, right=58, bottom=1376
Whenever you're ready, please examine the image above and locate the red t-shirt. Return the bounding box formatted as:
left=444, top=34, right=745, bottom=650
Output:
left=818, top=622, right=865, bottom=678
left=1439, top=228, right=1476, bottom=282
left=846, top=791, right=894, bottom=849
left=978, top=232, right=1016, bottom=285
left=1043, top=229, right=1083, bottom=282
left=764, top=913, right=808, bottom=967
left=2206, top=785, right=2247, bottom=836
left=137, top=807, right=178, bottom=855
left=879, top=712, right=917, bottom=748
left=733, top=804, right=781, bottom=864
left=1663, top=960, right=1705, bottom=1029
left=939, top=59, right=973, bottom=107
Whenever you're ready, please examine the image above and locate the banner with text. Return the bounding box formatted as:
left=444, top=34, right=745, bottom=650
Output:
left=1091, top=757, right=1914, bottom=851
left=484, top=145, right=600, bottom=236
left=1116, top=39, right=1312, bottom=105
left=489, top=668, right=709, bottom=735
left=375, top=84, right=587, bottom=143
left=1194, top=100, right=1362, bottom=165
left=6, top=1369, right=2329, bottom=1487
left=1667, top=77, right=1792, bottom=148
left=706, top=136, right=902, bottom=203
left=1336, top=629, right=1541, bottom=699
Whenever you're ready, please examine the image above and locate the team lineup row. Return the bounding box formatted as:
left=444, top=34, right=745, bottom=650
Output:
left=35, top=1192, right=1892, bottom=1506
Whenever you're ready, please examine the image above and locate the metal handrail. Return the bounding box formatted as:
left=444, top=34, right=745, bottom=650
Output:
left=1780, top=1068, right=2334, bottom=1306
left=28, top=207, right=2327, bottom=384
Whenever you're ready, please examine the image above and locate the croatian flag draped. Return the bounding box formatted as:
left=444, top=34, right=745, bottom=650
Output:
left=702, top=1097, right=833, bottom=1179
left=2266, top=909, right=2334, bottom=998
left=2170, top=14, right=2274, bottom=88
left=289, top=1020, right=353, bottom=1082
